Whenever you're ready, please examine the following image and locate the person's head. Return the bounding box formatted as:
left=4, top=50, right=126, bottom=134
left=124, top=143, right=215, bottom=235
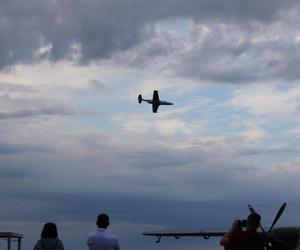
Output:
left=246, top=213, right=261, bottom=230
left=96, top=213, right=110, bottom=229
left=231, top=219, right=243, bottom=231
left=41, top=222, right=58, bottom=238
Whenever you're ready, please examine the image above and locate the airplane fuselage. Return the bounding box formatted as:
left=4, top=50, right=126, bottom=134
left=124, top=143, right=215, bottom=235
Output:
left=144, top=227, right=300, bottom=250
left=159, top=101, right=173, bottom=105
left=143, top=203, right=299, bottom=249
left=145, top=100, right=172, bottom=105
left=270, top=227, right=300, bottom=250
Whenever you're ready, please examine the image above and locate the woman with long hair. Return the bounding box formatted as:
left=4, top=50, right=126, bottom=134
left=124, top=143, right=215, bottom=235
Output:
left=33, top=222, right=64, bottom=250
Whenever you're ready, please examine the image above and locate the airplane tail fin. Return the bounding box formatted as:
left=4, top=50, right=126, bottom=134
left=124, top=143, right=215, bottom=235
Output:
left=138, top=94, right=143, bottom=103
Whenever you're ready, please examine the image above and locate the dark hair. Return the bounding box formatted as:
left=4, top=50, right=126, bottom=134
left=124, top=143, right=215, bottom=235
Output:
left=247, top=213, right=261, bottom=228
left=96, top=213, right=110, bottom=228
left=41, top=222, right=58, bottom=238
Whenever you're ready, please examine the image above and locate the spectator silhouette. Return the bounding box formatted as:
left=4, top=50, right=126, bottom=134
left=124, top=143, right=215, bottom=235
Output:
left=33, top=222, right=64, bottom=250
left=220, top=213, right=266, bottom=250
left=87, top=213, right=121, bottom=250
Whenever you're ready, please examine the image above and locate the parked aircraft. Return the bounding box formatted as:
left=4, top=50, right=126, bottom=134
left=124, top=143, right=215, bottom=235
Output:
left=143, top=203, right=300, bottom=250
left=138, top=90, right=173, bottom=113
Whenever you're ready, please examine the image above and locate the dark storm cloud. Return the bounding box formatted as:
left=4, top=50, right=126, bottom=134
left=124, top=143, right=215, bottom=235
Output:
left=89, top=79, right=106, bottom=91
left=0, top=0, right=297, bottom=69
left=172, top=28, right=300, bottom=84
left=0, top=142, right=49, bottom=155
left=3, top=191, right=246, bottom=226
left=0, top=129, right=295, bottom=250
left=236, top=145, right=296, bottom=156
left=0, top=131, right=289, bottom=210
left=0, top=106, right=75, bottom=119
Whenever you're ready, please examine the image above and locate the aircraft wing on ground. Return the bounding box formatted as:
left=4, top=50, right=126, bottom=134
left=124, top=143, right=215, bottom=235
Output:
left=143, top=203, right=295, bottom=249
left=143, top=230, right=226, bottom=243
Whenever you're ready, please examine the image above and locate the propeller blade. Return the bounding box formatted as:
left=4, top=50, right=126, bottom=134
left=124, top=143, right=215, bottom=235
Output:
left=269, top=202, right=286, bottom=232
left=248, top=205, right=256, bottom=214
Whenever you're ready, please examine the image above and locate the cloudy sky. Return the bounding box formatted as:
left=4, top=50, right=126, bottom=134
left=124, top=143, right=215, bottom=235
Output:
left=2, top=1, right=300, bottom=250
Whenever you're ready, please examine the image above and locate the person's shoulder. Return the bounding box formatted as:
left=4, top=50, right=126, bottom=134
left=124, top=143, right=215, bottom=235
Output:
left=229, top=230, right=244, bottom=243
left=87, top=229, right=117, bottom=239
left=87, top=230, right=98, bottom=237
left=245, top=230, right=263, bottom=236
left=33, top=239, right=42, bottom=248
left=230, top=230, right=244, bottom=237
left=110, top=232, right=118, bottom=238
left=104, top=230, right=117, bottom=238
left=244, top=230, right=266, bottom=242
left=55, top=238, right=64, bottom=250
left=57, top=238, right=64, bottom=244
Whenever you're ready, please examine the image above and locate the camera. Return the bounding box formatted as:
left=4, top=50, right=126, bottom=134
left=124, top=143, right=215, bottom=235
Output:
left=241, top=219, right=247, bottom=228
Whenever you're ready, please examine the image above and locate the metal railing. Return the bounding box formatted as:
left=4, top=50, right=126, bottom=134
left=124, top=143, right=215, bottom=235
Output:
left=0, top=232, right=23, bottom=250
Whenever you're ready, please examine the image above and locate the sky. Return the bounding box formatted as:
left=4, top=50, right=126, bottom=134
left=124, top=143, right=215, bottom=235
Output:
left=2, top=1, right=300, bottom=250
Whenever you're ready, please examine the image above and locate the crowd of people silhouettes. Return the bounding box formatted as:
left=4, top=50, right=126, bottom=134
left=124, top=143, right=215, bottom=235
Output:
left=33, top=212, right=268, bottom=250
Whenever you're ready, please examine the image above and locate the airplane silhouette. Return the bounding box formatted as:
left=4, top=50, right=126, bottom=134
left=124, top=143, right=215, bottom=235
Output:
left=143, top=203, right=300, bottom=250
left=138, top=90, right=173, bottom=113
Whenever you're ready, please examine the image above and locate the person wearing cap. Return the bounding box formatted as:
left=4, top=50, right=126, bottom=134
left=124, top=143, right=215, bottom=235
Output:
left=220, top=213, right=266, bottom=250
left=87, top=213, right=121, bottom=250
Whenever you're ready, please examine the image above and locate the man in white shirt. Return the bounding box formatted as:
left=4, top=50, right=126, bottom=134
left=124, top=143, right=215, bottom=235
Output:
left=87, top=213, right=121, bottom=250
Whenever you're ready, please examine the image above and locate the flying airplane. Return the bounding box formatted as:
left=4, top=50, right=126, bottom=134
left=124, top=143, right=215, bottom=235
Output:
left=143, top=202, right=300, bottom=250
left=138, top=90, right=173, bottom=113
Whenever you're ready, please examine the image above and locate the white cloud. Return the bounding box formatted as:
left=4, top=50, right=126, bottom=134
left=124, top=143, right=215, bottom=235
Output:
left=270, top=157, right=300, bottom=176
left=154, top=119, right=189, bottom=135
left=230, top=83, right=300, bottom=118
left=0, top=61, right=115, bottom=89
left=238, top=127, right=268, bottom=143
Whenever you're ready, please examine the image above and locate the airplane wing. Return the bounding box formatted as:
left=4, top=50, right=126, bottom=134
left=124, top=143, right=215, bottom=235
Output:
left=152, top=103, right=159, bottom=113
left=143, top=230, right=226, bottom=242
left=152, top=90, right=160, bottom=112
left=153, top=90, right=159, bottom=102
